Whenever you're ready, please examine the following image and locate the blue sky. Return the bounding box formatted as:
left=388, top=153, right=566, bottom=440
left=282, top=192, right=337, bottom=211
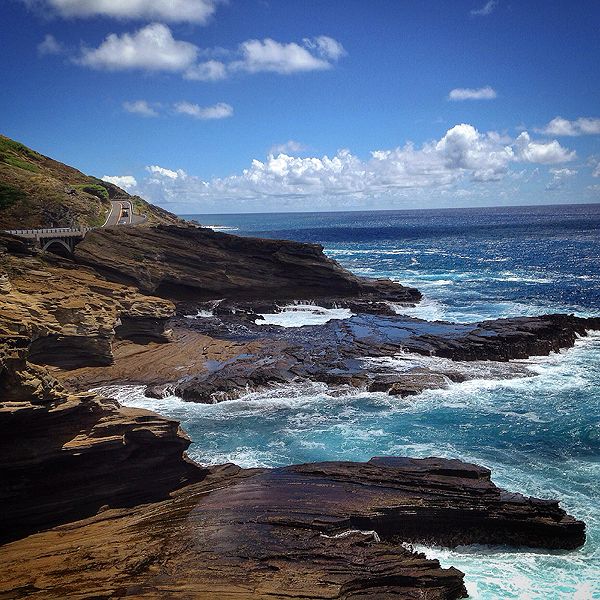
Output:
left=2, top=0, right=600, bottom=214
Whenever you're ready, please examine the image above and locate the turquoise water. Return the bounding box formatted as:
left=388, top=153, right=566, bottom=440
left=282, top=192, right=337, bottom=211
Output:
left=109, top=204, right=600, bottom=599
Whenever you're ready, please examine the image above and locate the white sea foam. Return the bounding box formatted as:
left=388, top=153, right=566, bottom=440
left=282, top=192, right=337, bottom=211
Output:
left=255, top=304, right=353, bottom=327
left=184, top=309, right=214, bottom=318
left=203, top=225, right=239, bottom=232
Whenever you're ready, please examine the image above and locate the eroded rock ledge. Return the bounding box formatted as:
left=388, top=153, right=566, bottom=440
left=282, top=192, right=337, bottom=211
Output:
left=0, top=458, right=585, bottom=599
left=0, top=232, right=174, bottom=369
left=0, top=337, right=207, bottom=545
left=74, top=224, right=422, bottom=303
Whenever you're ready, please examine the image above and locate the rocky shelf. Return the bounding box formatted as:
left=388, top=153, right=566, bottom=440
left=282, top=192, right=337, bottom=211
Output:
left=0, top=457, right=585, bottom=599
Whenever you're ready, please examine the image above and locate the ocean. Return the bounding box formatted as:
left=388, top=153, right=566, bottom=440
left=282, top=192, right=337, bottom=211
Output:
left=101, top=203, right=600, bottom=599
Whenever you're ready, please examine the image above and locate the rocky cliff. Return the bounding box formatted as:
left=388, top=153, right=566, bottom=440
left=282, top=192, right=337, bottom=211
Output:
left=0, top=336, right=207, bottom=545
left=0, top=231, right=174, bottom=369
left=74, top=224, right=422, bottom=303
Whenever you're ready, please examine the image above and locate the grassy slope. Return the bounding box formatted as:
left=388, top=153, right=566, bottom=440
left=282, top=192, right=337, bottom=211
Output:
left=0, top=135, right=182, bottom=229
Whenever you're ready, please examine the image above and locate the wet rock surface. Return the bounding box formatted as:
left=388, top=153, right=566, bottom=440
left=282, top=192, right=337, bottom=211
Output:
left=0, top=458, right=585, bottom=599
left=162, top=308, right=600, bottom=403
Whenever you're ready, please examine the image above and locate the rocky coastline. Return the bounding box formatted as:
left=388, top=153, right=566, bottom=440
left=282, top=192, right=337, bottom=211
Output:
left=1, top=224, right=597, bottom=598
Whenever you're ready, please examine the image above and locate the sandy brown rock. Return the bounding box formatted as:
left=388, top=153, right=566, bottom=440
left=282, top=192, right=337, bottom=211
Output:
left=0, top=237, right=175, bottom=369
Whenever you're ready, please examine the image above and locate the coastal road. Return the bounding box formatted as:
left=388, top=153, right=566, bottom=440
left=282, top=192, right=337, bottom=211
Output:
left=103, top=200, right=147, bottom=227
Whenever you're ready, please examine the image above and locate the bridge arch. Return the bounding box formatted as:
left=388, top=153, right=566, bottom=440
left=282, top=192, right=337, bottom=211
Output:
left=41, top=239, right=74, bottom=257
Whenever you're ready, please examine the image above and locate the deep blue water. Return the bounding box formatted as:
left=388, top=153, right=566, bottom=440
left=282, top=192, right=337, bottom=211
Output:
left=108, top=204, right=600, bottom=599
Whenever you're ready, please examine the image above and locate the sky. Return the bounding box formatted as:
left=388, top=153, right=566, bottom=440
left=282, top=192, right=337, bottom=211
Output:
left=1, top=0, right=600, bottom=214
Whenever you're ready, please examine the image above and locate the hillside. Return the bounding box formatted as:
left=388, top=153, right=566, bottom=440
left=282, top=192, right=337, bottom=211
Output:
left=0, top=134, right=182, bottom=229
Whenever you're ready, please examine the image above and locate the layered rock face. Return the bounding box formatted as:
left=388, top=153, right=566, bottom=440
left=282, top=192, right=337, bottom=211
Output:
left=0, top=232, right=174, bottom=369
left=0, top=458, right=585, bottom=599
left=74, top=224, right=422, bottom=303
left=0, top=235, right=207, bottom=543
left=0, top=338, right=207, bottom=544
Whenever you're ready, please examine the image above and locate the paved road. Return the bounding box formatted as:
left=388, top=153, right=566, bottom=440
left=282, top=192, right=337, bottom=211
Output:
left=103, top=200, right=147, bottom=227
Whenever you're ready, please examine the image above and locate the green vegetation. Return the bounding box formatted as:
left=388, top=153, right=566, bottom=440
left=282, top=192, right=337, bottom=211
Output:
left=132, top=196, right=145, bottom=210
left=0, top=182, right=28, bottom=210
left=1, top=154, right=42, bottom=173
left=73, top=184, right=109, bottom=202
left=0, top=137, right=43, bottom=161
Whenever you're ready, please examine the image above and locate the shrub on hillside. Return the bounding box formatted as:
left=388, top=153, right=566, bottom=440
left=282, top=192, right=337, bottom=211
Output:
left=0, top=182, right=28, bottom=210
left=73, top=184, right=109, bottom=202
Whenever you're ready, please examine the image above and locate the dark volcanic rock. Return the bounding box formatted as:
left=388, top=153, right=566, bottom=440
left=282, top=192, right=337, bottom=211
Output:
left=170, top=311, right=600, bottom=403
left=74, top=224, right=421, bottom=304
left=404, top=313, right=600, bottom=361
left=0, top=458, right=584, bottom=599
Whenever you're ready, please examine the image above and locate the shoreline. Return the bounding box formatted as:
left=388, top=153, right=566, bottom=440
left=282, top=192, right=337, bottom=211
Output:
left=1, top=223, right=598, bottom=598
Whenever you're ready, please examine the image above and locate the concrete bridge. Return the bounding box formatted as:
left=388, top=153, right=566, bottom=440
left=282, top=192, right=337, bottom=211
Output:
left=3, top=226, right=95, bottom=255
left=4, top=200, right=147, bottom=256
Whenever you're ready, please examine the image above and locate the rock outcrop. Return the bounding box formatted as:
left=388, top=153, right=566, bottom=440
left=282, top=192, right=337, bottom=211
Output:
left=0, top=232, right=175, bottom=369
left=74, top=224, right=422, bottom=303
left=0, top=336, right=207, bottom=545
left=158, top=311, right=600, bottom=403
left=0, top=458, right=585, bottom=599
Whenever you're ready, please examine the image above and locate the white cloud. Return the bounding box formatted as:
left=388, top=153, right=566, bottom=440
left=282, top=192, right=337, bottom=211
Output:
left=435, top=124, right=513, bottom=181
left=148, top=165, right=179, bottom=178
left=120, top=124, right=577, bottom=212
left=534, top=116, right=600, bottom=136
left=173, top=101, right=233, bottom=119
left=302, top=36, right=347, bottom=61
left=71, top=26, right=345, bottom=79
left=38, top=34, right=64, bottom=55
left=184, top=60, right=227, bottom=81
left=514, top=132, right=577, bottom=163
left=545, top=168, right=578, bottom=191
left=231, top=38, right=341, bottom=74
left=22, top=0, right=224, bottom=23
left=269, top=140, right=308, bottom=155
left=76, top=23, right=198, bottom=72
left=101, top=175, right=138, bottom=189
left=122, top=100, right=159, bottom=117
left=470, top=0, right=498, bottom=16
left=448, top=86, right=497, bottom=101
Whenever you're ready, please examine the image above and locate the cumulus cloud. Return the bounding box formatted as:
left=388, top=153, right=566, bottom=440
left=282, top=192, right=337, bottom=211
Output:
left=123, top=100, right=159, bottom=117
left=111, top=124, right=576, bottom=212
left=184, top=60, right=227, bottom=81
left=470, top=0, right=498, bottom=16
left=148, top=165, right=179, bottom=179
left=21, top=0, right=224, bottom=23
left=448, top=86, right=497, bottom=101
left=101, top=175, right=138, bottom=189
left=38, top=34, right=64, bottom=55
left=534, top=116, right=600, bottom=136
left=173, top=101, right=233, bottom=119
left=302, top=36, right=347, bottom=61
left=513, top=132, right=577, bottom=163
left=545, top=168, right=578, bottom=191
left=76, top=23, right=198, bottom=71
left=435, top=124, right=513, bottom=181
left=71, top=26, right=345, bottom=79
left=231, top=38, right=343, bottom=74
left=269, top=140, right=308, bottom=155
